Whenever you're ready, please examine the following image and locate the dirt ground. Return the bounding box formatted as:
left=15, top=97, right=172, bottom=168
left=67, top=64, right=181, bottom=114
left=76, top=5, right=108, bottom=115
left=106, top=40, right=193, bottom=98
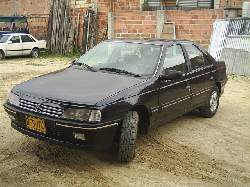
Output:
left=0, top=57, right=250, bottom=187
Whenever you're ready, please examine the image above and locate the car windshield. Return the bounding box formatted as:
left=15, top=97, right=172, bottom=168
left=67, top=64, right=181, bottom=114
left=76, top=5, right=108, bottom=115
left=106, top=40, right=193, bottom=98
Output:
left=76, top=41, right=162, bottom=76
left=0, top=35, right=10, bottom=43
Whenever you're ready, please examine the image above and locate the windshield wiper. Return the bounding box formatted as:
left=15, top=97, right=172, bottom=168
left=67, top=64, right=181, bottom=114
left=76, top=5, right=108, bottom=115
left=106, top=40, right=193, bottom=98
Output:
left=73, top=61, right=96, bottom=72
left=99, top=68, right=141, bottom=77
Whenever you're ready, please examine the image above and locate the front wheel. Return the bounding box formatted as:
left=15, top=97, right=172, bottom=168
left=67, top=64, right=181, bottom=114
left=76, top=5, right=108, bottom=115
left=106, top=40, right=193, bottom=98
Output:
left=31, top=48, right=39, bottom=58
left=118, top=111, right=139, bottom=162
left=199, top=86, right=220, bottom=118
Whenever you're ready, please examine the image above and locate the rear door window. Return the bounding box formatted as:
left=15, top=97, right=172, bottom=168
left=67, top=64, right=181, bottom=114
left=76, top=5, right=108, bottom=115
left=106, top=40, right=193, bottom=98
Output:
left=21, top=35, right=35, bottom=43
left=183, top=43, right=206, bottom=70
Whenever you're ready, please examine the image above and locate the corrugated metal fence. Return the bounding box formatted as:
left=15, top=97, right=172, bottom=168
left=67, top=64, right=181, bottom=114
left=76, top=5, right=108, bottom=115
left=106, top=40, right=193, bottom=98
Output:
left=209, top=18, right=250, bottom=75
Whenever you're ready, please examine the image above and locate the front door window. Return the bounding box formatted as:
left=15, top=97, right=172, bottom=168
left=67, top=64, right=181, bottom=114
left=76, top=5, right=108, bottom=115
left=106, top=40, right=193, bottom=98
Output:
left=10, top=36, right=20, bottom=44
left=163, top=44, right=187, bottom=73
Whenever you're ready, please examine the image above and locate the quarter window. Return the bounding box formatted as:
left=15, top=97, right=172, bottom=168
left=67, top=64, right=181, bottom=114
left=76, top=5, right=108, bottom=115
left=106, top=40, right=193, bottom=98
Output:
left=21, top=35, right=35, bottom=43
left=163, top=45, right=186, bottom=73
left=183, top=44, right=205, bottom=70
left=10, top=36, right=20, bottom=43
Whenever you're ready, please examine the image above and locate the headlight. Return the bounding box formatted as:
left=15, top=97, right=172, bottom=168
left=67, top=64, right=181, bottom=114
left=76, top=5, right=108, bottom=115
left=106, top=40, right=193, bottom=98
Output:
left=8, top=92, right=20, bottom=107
left=62, top=108, right=101, bottom=122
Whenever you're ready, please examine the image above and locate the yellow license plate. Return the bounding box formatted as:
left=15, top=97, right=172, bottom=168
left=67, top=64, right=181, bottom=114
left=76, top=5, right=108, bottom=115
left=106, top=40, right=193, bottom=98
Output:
left=25, top=116, right=46, bottom=134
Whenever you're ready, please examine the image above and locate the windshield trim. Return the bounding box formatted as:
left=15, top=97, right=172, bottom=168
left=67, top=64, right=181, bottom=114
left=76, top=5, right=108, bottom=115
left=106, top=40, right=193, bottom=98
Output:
left=153, top=44, right=164, bottom=77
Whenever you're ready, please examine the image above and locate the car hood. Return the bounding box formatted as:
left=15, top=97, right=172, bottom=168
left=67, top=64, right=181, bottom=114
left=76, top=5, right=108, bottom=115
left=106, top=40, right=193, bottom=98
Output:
left=14, top=67, right=147, bottom=106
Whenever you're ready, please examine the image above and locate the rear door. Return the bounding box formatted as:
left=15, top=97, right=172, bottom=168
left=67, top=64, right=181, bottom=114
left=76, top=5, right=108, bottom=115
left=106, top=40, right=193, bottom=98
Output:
left=20, top=35, right=35, bottom=55
left=182, top=43, right=215, bottom=108
left=6, top=35, right=23, bottom=56
left=157, top=44, right=191, bottom=123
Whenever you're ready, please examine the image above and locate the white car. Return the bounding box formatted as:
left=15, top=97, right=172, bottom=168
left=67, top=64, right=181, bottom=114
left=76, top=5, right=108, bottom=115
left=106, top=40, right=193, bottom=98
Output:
left=0, top=33, right=46, bottom=59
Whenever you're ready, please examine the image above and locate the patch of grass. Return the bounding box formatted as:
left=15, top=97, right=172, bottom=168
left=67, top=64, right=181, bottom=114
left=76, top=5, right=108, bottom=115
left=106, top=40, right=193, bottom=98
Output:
left=40, top=49, right=81, bottom=60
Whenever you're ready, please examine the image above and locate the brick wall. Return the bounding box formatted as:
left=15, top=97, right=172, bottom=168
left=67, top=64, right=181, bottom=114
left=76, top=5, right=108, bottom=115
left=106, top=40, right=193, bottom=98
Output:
left=0, top=0, right=245, bottom=48
left=97, top=0, right=140, bottom=12
left=27, top=17, right=49, bottom=39
left=0, top=0, right=50, bottom=40
left=112, top=9, right=224, bottom=48
left=220, top=0, right=245, bottom=8
left=15, top=0, right=50, bottom=15
left=165, top=9, right=224, bottom=48
left=0, top=0, right=12, bottom=15
left=113, top=11, right=156, bottom=39
left=71, top=0, right=93, bottom=8
left=112, top=0, right=140, bottom=11
left=0, top=0, right=50, bottom=15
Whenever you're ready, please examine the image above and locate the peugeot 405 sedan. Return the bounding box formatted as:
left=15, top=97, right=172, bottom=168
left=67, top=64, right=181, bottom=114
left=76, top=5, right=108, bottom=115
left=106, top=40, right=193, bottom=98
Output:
left=4, top=39, right=227, bottom=162
left=0, top=33, right=46, bottom=59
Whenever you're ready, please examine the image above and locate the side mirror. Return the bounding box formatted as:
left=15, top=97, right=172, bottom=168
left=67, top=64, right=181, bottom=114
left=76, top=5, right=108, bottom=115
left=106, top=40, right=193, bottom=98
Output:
left=6, top=41, right=12, bottom=44
left=160, top=70, right=183, bottom=81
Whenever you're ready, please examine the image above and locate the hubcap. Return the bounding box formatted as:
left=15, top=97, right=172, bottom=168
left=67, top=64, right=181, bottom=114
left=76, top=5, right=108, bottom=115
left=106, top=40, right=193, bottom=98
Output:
left=210, top=91, right=218, bottom=112
left=33, top=51, right=38, bottom=58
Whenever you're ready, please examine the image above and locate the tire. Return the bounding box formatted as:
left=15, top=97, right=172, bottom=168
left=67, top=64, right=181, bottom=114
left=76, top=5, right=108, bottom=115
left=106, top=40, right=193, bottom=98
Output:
left=31, top=48, right=39, bottom=58
left=118, top=111, right=139, bottom=162
left=199, top=86, right=220, bottom=118
left=0, top=50, right=5, bottom=59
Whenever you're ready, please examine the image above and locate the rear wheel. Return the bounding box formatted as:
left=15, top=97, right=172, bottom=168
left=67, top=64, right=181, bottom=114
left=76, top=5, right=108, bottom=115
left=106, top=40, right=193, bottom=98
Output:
left=31, top=48, right=39, bottom=58
left=118, top=111, right=139, bottom=162
left=199, top=86, right=220, bottom=118
left=0, top=50, right=5, bottom=59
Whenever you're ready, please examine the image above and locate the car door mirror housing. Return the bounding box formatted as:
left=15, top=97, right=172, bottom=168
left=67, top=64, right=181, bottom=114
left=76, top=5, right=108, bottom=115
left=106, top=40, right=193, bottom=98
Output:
left=160, top=70, right=183, bottom=81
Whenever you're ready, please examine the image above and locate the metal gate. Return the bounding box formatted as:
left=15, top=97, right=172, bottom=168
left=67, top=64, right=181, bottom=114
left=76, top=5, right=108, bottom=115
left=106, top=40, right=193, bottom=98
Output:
left=209, top=18, right=250, bottom=75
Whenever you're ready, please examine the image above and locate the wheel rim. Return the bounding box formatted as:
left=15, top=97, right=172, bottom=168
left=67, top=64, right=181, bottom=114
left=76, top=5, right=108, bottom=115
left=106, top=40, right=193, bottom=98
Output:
left=131, top=111, right=139, bottom=125
left=33, top=50, right=38, bottom=58
left=210, top=91, right=218, bottom=112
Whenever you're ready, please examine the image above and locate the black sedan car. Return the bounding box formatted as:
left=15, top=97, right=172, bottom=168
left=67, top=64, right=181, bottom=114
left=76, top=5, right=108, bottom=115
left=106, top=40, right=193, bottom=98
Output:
left=4, top=39, right=227, bottom=162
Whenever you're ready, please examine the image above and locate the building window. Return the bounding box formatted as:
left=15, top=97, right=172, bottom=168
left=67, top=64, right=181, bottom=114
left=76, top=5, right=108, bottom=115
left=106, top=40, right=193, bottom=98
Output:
left=143, top=0, right=213, bottom=11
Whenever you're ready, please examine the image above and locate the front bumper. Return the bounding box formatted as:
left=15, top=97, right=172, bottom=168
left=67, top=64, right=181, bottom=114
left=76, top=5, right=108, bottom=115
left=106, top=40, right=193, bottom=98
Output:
left=4, top=104, right=121, bottom=150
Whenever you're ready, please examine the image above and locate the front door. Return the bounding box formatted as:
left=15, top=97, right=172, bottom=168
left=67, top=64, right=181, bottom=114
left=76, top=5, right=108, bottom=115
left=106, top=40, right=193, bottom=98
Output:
left=158, top=44, right=191, bottom=124
left=6, top=35, right=23, bottom=56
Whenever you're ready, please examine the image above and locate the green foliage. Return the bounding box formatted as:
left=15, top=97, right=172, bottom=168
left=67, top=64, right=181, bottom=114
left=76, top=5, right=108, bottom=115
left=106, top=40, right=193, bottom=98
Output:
left=40, top=48, right=81, bottom=59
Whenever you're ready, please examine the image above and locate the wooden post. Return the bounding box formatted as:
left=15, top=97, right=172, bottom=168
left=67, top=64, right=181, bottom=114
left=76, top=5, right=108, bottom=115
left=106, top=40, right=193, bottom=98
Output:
left=156, top=10, right=165, bottom=39
left=108, top=12, right=114, bottom=39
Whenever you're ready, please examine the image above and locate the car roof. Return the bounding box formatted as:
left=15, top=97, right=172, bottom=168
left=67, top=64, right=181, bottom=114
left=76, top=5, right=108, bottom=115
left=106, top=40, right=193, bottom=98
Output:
left=1, top=33, right=30, bottom=36
left=106, top=39, right=194, bottom=45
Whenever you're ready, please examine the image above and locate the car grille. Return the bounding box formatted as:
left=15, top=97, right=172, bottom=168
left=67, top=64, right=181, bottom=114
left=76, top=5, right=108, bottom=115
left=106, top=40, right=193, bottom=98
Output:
left=19, top=98, right=64, bottom=118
